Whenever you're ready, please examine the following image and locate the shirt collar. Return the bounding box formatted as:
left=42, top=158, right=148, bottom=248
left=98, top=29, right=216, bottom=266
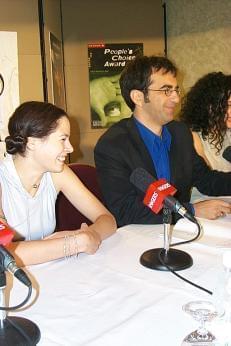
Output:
left=134, top=118, right=171, bottom=151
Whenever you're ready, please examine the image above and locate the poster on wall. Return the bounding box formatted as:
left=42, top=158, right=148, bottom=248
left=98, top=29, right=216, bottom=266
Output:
left=88, top=43, right=143, bottom=129
left=0, top=31, right=20, bottom=159
left=49, top=32, right=66, bottom=111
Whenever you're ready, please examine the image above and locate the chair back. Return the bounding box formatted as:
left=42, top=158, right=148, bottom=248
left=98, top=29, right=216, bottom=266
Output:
left=55, top=164, right=103, bottom=231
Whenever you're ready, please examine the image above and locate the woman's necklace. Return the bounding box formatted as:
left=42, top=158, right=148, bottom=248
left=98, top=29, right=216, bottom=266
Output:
left=32, top=183, right=40, bottom=189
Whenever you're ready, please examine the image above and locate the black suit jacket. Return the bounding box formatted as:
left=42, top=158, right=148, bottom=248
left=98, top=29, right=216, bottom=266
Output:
left=94, top=116, right=231, bottom=226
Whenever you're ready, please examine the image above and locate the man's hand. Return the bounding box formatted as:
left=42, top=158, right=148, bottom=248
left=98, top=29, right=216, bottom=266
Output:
left=193, top=199, right=231, bottom=220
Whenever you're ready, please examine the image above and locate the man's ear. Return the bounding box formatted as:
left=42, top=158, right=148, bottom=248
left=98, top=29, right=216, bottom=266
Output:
left=130, top=89, right=144, bottom=107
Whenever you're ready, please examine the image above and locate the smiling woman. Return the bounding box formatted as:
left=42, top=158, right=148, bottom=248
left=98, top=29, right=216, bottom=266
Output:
left=0, top=101, right=116, bottom=266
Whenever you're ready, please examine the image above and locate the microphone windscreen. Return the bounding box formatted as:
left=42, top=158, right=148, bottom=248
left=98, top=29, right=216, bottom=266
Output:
left=0, top=221, right=14, bottom=246
left=222, top=146, right=231, bottom=163
left=130, top=167, right=154, bottom=193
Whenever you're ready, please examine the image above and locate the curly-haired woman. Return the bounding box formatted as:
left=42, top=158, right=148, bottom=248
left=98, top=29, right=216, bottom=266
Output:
left=180, top=72, right=231, bottom=172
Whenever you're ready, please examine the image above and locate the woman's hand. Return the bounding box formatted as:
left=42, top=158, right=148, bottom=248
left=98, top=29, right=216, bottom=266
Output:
left=76, top=227, right=102, bottom=254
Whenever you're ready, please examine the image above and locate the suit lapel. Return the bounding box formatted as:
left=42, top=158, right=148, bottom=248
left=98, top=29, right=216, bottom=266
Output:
left=126, top=116, right=158, bottom=179
left=167, top=122, right=178, bottom=185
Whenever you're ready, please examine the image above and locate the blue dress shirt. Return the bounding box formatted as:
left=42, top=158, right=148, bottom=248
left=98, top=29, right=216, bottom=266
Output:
left=135, top=118, right=195, bottom=215
left=135, top=118, right=171, bottom=181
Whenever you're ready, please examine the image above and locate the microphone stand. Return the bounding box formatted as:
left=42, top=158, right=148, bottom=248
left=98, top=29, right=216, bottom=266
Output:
left=140, top=206, right=193, bottom=271
left=0, top=267, right=40, bottom=345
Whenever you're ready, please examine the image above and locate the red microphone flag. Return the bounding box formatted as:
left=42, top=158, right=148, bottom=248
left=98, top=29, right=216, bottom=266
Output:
left=0, top=221, right=14, bottom=246
left=143, top=178, right=177, bottom=213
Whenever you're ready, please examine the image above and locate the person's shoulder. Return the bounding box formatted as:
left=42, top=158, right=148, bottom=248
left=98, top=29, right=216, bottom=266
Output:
left=167, top=119, right=191, bottom=135
left=104, top=117, right=131, bottom=133
left=167, top=120, right=193, bottom=147
left=0, top=155, right=12, bottom=172
left=51, top=164, right=74, bottom=192
left=96, top=117, right=133, bottom=143
left=191, top=130, right=201, bottom=141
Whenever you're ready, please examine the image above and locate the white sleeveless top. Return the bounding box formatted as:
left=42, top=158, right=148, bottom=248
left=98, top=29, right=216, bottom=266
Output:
left=198, top=130, right=231, bottom=172
left=191, top=130, right=231, bottom=202
left=0, top=155, right=58, bottom=240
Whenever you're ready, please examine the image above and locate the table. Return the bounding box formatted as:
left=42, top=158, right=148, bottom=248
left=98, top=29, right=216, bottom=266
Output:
left=6, top=222, right=231, bottom=346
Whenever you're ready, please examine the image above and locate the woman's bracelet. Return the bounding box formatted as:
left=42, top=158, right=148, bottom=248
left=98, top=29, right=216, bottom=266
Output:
left=63, top=234, right=79, bottom=260
left=74, top=234, right=79, bottom=259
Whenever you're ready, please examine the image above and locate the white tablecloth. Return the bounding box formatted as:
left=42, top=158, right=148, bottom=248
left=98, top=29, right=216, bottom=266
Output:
left=6, top=223, right=231, bottom=346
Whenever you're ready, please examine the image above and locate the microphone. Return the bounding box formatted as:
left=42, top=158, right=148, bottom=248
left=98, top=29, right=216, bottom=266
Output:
left=0, top=246, right=31, bottom=287
left=0, top=221, right=41, bottom=345
left=130, top=167, right=196, bottom=223
left=222, top=146, right=231, bottom=163
left=0, top=222, right=31, bottom=287
left=130, top=167, right=193, bottom=271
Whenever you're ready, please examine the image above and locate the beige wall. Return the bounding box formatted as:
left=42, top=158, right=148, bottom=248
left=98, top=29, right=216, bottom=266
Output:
left=0, top=0, right=43, bottom=102
left=0, top=0, right=164, bottom=165
left=0, top=0, right=63, bottom=105
left=1, top=0, right=230, bottom=163
left=166, top=0, right=231, bottom=94
left=61, top=0, right=165, bottom=164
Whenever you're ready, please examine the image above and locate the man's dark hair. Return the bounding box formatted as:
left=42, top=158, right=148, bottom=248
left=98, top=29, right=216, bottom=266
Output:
left=119, top=55, right=177, bottom=111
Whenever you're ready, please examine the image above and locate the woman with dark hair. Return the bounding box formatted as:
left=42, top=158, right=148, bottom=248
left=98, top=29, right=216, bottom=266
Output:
left=180, top=72, right=231, bottom=172
left=0, top=101, right=116, bottom=266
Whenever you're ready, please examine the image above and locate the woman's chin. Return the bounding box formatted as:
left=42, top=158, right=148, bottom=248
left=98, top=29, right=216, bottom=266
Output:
left=54, top=161, right=65, bottom=172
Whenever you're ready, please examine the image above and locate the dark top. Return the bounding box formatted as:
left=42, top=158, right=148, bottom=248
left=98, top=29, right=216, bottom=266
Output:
left=94, top=116, right=231, bottom=227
